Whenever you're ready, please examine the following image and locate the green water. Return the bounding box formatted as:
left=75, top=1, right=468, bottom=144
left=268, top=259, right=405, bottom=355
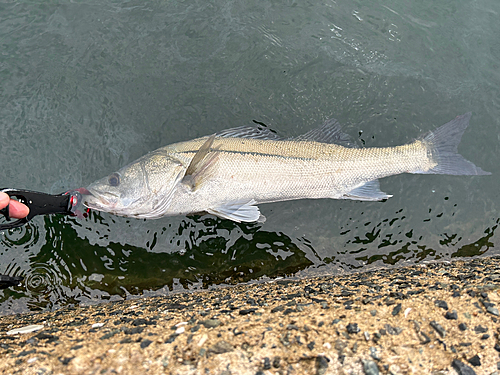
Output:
left=1, top=0, right=499, bottom=314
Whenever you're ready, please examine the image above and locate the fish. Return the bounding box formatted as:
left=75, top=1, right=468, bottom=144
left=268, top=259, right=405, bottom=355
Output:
left=83, top=112, right=489, bottom=223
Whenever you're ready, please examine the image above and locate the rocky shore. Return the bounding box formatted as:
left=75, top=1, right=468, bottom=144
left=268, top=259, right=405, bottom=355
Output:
left=1, top=256, right=500, bottom=375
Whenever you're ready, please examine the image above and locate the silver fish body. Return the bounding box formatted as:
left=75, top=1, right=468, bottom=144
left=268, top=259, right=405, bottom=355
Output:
left=83, top=113, right=489, bottom=222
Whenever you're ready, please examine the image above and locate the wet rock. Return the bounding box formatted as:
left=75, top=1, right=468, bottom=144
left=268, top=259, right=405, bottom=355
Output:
left=280, top=332, right=291, bottom=346
left=162, top=303, right=187, bottom=310
left=445, top=310, right=458, bottom=320
left=263, top=357, right=271, bottom=370
left=132, top=318, right=150, bottom=326
left=468, top=355, right=481, bottom=367
left=239, top=308, right=257, bottom=315
left=430, top=321, right=446, bottom=338
left=434, top=300, right=449, bottom=310
left=315, top=356, right=329, bottom=375
left=123, top=327, right=144, bottom=335
left=140, top=339, right=152, bottom=349
left=452, top=359, right=477, bottom=375
left=384, top=298, right=395, bottom=306
left=384, top=324, right=402, bottom=335
left=200, top=319, right=221, bottom=329
left=346, top=323, right=359, bottom=334
left=362, top=359, right=379, bottom=375
left=165, top=334, right=178, bottom=344
left=16, top=349, right=36, bottom=357
left=391, top=304, right=402, bottom=316
left=304, top=285, right=318, bottom=294
left=369, top=347, right=380, bottom=361
left=272, top=356, right=281, bottom=368
left=208, top=340, right=233, bottom=354
left=486, top=306, right=500, bottom=316
left=100, top=330, right=119, bottom=340
left=191, top=324, right=201, bottom=333
left=58, top=356, right=74, bottom=365
left=473, top=325, right=487, bottom=334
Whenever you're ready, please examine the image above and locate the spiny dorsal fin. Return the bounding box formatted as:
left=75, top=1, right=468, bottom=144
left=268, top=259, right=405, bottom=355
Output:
left=215, top=118, right=357, bottom=147
left=295, top=118, right=358, bottom=147
left=182, top=134, right=219, bottom=191
left=216, top=123, right=282, bottom=140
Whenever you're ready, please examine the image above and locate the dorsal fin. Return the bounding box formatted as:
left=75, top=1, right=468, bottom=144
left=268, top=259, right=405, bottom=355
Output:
left=294, top=118, right=358, bottom=148
left=216, top=123, right=282, bottom=140
left=215, top=118, right=357, bottom=147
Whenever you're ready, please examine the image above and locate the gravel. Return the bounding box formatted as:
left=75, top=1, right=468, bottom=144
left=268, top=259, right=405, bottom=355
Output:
left=1, top=256, right=499, bottom=374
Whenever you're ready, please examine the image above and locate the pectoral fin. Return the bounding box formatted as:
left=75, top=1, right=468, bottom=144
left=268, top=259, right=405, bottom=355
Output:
left=182, top=134, right=219, bottom=191
left=342, top=180, right=392, bottom=201
left=207, top=200, right=265, bottom=223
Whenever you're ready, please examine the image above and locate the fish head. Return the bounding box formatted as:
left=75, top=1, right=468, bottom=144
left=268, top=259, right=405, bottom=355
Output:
left=83, top=150, right=185, bottom=218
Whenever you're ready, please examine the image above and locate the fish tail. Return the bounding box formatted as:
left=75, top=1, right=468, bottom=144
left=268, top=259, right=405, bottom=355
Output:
left=418, top=112, right=490, bottom=175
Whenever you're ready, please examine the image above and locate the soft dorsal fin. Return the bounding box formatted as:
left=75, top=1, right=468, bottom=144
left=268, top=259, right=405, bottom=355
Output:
left=216, top=123, right=282, bottom=140
left=295, top=118, right=358, bottom=147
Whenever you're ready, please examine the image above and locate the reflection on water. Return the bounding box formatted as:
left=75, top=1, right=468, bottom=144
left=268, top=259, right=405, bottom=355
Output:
left=1, top=214, right=315, bottom=312
left=451, top=220, right=498, bottom=258
left=2, top=210, right=498, bottom=313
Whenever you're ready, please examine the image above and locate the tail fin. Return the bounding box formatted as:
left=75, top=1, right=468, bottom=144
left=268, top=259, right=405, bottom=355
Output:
left=419, top=112, right=490, bottom=175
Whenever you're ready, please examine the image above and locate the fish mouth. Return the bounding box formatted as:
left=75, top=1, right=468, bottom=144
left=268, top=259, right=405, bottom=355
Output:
left=81, top=187, right=118, bottom=211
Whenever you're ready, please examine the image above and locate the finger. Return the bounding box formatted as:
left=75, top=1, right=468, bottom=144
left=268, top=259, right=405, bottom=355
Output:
left=0, top=192, right=9, bottom=210
left=8, top=200, right=30, bottom=219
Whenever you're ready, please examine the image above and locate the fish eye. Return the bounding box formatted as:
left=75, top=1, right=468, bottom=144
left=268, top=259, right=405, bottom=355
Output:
left=108, top=173, right=120, bottom=187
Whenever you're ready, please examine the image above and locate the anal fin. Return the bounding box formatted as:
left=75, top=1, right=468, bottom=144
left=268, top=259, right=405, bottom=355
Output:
left=342, top=180, right=392, bottom=201
left=207, top=200, right=265, bottom=223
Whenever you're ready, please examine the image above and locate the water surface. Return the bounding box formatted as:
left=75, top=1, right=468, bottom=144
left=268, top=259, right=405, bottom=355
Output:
left=1, top=0, right=499, bottom=314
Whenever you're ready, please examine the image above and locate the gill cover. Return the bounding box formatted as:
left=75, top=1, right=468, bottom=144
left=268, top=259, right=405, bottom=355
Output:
left=84, top=149, right=184, bottom=218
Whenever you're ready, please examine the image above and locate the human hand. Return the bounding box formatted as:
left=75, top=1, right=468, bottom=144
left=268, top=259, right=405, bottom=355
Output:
left=0, top=192, right=30, bottom=219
